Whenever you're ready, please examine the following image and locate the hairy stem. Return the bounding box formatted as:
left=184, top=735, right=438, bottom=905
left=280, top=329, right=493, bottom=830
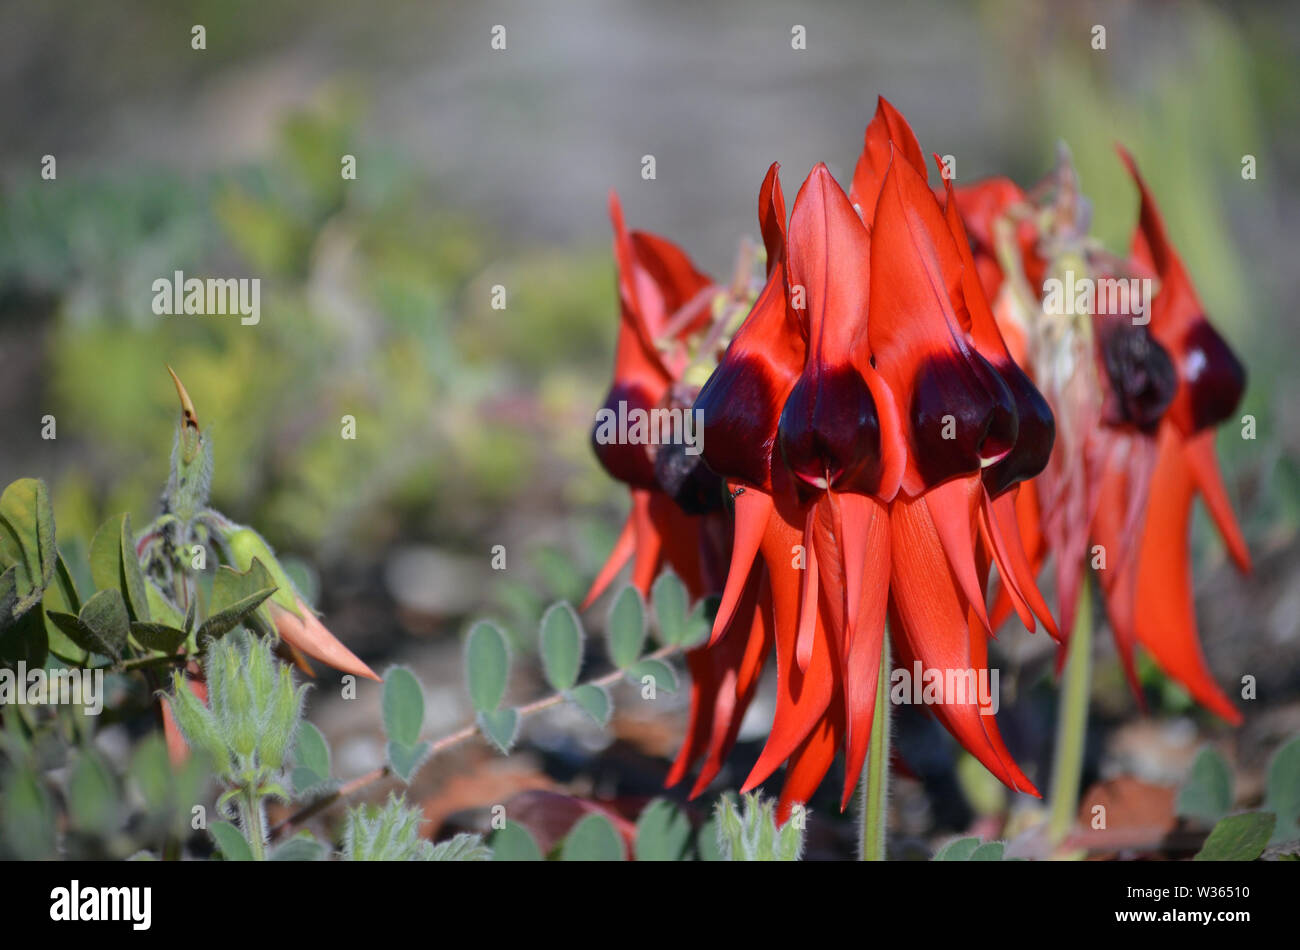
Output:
left=1047, top=574, right=1093, bottom=847
left=240, top=787, right=268, bottom=861
left=858, top=634, right=892, bottom=861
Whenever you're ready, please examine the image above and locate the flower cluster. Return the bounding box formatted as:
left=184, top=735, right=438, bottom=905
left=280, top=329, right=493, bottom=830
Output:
left=585, top=97, right=1249, bottom=820
left=953, top=146, right=1249, bottom=722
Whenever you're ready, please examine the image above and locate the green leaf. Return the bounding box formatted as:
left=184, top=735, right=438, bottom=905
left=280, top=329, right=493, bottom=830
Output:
left=210, top=821, right=255, bottom=861
left=465, top=620, right=509, bottom=713
left=382, top=666, right=425, bottom=748
left=0, top=478, right=57, bottom=623
left=635, top=799, right=692, bottom=861
left=42, top=554, right=86, bottom=663
left=0, top=566, right=16, bottom=626
left=477, top=708, right=519, bottom=754
left=198, top=559, right=277, bottom=640
left=539, top=601, right=584, bottom=692
left=569, top=683, right=611, bottom=726
left=933, top=836, right=982, bottom=861
left=271, top=835, right=327, bottom=861
left=561, top=813, right=626, bottom=861
left=0, top=608, right=48, bottom=667
left=293, top=721, right=332, bottom=782
left=1194, top=812, right=1275, bottom=861
left=130, top=621, right=188, bottom=654
left=491, top=821, right=543, bottom=861
left=651, top=571, right=688, bottom=645
left=1177, top=746, right=1235, bottom=822
left=697, top=815, right=724, bottom=861
left=606, top=584, right=646, bottom=669
left=49, top=588, right=130, bottom=661
left=89, top=513, right=149, bottom=622
left=680, top=596, right=716, bottom=649
left=143, top=578, right=186, bottom=631
left=969, top=841, right=1006, bottom=861
left=1265, top=736, right=1300, bottom=844
left=1, top=767, right=56, bottom=859
left=386, top=740, right=431, bottom=783
left=67, top=751, right=119, bottom=836
left=629, top=658, right=678, bottom=694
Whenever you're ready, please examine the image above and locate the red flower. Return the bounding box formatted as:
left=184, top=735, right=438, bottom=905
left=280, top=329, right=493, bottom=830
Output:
left=669, top=99, right=1057, bottom=820
left=581, top=193, right=731, bottom=609
left=952, top=147, right=1250, bottom=722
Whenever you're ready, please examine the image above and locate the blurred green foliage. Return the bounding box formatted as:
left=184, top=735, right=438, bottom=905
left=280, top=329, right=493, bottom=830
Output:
left=2, top=94, right=621, bottom=584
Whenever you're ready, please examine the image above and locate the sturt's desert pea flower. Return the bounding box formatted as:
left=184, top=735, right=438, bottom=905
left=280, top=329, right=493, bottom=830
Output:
left=951, top=146, right=1250, bottom=722
left=669, top=98, right=1058, bottom=820
left=581, top=192, right=733, bottom=610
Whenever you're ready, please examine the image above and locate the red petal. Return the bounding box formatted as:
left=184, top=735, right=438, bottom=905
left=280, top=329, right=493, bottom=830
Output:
left=1132, top=424, right=1242, bottom=723
left=888, top=486, right=1039, bottom=795
left=580, top=507, right=637, bottom=610
left=850, top=95, right=926, bottom=226
left=741, top=493, right=835, bottom=791
left=1183, top=429, right=1251, bottom=573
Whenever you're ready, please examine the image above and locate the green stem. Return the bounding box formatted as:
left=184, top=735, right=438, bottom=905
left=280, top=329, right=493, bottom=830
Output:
left=859, top=634, right=892, bottom=861
left=239, top=787, right=268, bottom=861
left=1047, top=574, right=1093, bottom=847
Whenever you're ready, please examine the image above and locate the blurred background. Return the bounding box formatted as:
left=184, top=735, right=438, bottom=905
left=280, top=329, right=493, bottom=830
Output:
left=1, top=0, right=1297, bottom=856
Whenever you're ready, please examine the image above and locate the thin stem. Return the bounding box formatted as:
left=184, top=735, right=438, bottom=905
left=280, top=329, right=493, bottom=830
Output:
left=858, top=634, right=892, bottom=861
left=269, top=643, right=682, bottom=839
left=1047, top=573, right=1093, bottom=847
left=239, top=787, right=268, bottom=861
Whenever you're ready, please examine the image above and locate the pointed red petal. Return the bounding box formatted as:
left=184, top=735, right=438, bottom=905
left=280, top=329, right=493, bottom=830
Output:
left=1183, top=429, right=1251, bottom=573
left=850, top=95, right=926, bottom=225
left=580, top=509, right=637, bottom=610
left=888, top=486, right=1038, bottom=795
left=1131, top=425, right=1243, bottom=723
left=710, top=484, right=774, bottom=645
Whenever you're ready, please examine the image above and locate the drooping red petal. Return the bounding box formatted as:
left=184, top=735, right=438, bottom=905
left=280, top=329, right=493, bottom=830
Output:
left=688, top=571, right=775, bottom=798
left=709, top=483, right=774, bottom=646
left=776, top=704, right=843, bottom=825
left=1131, top=423, right=1243, bottom=724
left=580, top=508, right=637, bottom=610
left=888, top=485, right=1040, bottom=795
left=1182, top=428, right=1251, bottom=573
left=832, top=491, right=890, bottom=810
left=982, top=488, right=1059, bottom=640
left=741, top=490, right=835, bottom=791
